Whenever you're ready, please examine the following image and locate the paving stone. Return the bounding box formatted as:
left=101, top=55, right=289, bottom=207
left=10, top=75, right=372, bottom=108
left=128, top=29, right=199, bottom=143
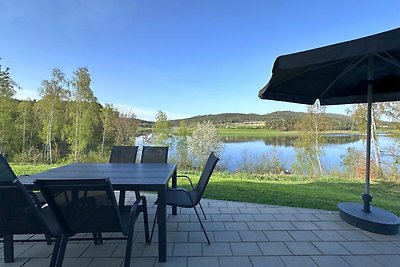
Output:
left=178, top=223, right=201, bottom=231
left=288, top=231, right=320, bottom=241
left=1, top=244, right=33, bottom=259
left=338, top=230, right=373, bottom=241
left=167, top=232, right=188, bottom=243
left=80, top=243, right=119, bottom=257
left=224, top=222, right=249, bottom=231
left=18, top=244, right=53, bottom=258
left=263, top=230, right=294, bottom=241
left=0, top=258, right=28, bottom=267
left=231, top=214, right=254, bottom=222
left=313, top=230, right=347, bottom=241
left=341, top=255, right=383, bottom=267
left=154, top=256, right=187, bottom=267
left=173, top=243, right=202, bottom=257
left=311, top=256, right=351, bottom=267
left=292, top=222, right=320, bottom=230
left=247, top=222, right=273, bottom=231
left=238, top=231, right=267, bottom=242
left=219, top=208, right=240, bottom=214
left=250, top=256, right=285, bottom=267
left=239, top=207, right=260, bottom=214
left=252, top=214, right=276, bottom=221
left=294, top=214, right=320, bottom=221
left=257, top=207, right=280, bottom=214
left=19, top=258, right=51, bottom=267
left=285, top=242, right=321, bottom=255
left=339, top=242, right=381, bottom=255
left=208, top=202, right=228, bottom=208
left=219, top=256, right=252, bottom=267
left=60, top=258, right=92, bottom=267
left=225, top=201, right=247, bottom=208
left=314, top=213, right=341, bottom=221
left=281, top=255, right=318, bottom=267
left=187, top=256, right=219, bottom=267
left=364, top=231, right=400, bottom=241
left=276, top=207, right=300, bottom=214
left=370, top=255, right=400, bottom=267
left=210, top=215, right=233, bottom=222
left=269, top=222, right=296, bottom=230
left=230, top=242, right=262, bottom=256
left=87, top=257, right=123, bottom=267
left=203, top=222, right=225, bottom=231
left=314, top=221, right=342, bottom=230
left=188, top=232, right=215, bottom=243
left=63, top=243, right=90, bottom=258
left=214, top=231, right=241, bottom=242
left=273, top=214, right=298, bottom=221
left=257, top=242, right=292, bottom=256
left=365, top=241, right=400, bottom=254
left=168, top=214, right=190, bottom=222
left=113, top=243, right=146, bottom=257
left=202, top=242, right=232, bottom=256
left=312, top=242, right=351, bottom=255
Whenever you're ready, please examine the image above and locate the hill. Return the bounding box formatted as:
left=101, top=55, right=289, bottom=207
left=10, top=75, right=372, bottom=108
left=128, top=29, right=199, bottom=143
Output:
left=168, top=111, right=354, bottom=131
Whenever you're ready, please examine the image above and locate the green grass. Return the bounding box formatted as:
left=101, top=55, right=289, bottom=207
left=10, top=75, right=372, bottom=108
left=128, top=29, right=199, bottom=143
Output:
left=11, top=164, right=400, bottom=216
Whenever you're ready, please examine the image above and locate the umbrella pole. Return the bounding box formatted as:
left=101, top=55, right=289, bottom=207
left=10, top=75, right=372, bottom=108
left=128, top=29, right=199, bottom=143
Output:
left=362, top=54, right=374, bottom=213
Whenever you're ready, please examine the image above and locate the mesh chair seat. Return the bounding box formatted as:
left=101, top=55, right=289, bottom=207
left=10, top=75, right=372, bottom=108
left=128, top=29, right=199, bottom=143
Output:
left=165, top=189, right=200, bottom=208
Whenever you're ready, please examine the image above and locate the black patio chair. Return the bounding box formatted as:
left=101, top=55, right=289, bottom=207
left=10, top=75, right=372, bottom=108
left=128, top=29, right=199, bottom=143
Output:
left=0, top=179, right=61, bottom=263
left=35, top=178, right=149, bottom=267
left=150, top=152, right=219, bottom=245
left=109, top=146, right=138, bottom=206
left=0, top=154, right=53, bottom=244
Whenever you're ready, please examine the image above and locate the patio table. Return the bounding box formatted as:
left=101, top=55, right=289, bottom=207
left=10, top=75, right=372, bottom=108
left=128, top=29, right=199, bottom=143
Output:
left=16, top=162, right=177, bottom=263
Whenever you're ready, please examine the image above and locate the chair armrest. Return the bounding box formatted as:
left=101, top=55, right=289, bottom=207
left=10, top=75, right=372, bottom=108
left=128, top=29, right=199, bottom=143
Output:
left=28, top=191, right=42, bottom=208
left=176, top=175, right=195, bottom=189
left=129, top=195, right=146, bottom=222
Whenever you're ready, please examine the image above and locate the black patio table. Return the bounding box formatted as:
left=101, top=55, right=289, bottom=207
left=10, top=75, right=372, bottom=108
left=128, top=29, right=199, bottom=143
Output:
left=17, top=162, right=177, bottom=263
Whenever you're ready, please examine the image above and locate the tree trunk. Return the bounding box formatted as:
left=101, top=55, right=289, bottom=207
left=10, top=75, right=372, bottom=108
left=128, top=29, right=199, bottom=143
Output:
left=371, top=110, right=381, bottom=174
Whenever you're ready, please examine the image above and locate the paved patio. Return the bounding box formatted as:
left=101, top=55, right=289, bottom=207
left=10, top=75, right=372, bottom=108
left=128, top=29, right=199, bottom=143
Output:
left=1, top=193, right=399, bottom=267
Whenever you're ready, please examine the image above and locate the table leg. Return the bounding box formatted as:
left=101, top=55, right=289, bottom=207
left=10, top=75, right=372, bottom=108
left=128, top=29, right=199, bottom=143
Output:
left=171, top=168, right=177, bottom=215
left=4, top=234, right=14, bottom=263
left=158, top=186, right=167, bottom=262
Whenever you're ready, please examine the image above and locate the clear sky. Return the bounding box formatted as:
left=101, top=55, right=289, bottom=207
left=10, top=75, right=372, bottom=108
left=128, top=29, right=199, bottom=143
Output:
left=1, top=1, right=399, bottom=121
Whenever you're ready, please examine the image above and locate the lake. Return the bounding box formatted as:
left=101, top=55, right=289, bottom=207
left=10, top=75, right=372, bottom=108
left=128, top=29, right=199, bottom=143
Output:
left=220, top=134, right=399, bottom=173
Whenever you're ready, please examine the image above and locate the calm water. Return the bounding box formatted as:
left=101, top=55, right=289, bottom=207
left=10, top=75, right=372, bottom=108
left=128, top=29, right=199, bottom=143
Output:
left=220, top=134, right=398, bottom=173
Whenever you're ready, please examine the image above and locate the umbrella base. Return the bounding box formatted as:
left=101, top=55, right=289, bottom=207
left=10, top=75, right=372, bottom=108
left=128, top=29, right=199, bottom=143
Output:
left=338, top=202, right=400, bottom=235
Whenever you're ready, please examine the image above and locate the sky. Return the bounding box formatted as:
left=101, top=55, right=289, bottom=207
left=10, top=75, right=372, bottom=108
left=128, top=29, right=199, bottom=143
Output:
left=1, top=1, right=400, bottom=121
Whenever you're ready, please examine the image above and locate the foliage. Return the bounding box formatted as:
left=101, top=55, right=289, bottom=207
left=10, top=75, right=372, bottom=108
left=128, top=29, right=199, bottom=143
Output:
left=187, top=121, right=223, bottom=168
left=235, top=150, right=286, bottom=174
left=293, top=101, right=327, bottom=176
left=151, top=111, right=172, bottom=146
left=340, top=147, right=365, bottom=179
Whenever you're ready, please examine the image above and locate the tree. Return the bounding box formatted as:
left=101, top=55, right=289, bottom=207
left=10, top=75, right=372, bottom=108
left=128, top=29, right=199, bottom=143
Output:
left=37, top=68, right=70, bottom=163
left=293, top=101, right=327, bottom=176
left=0, top=60, right=18, bottom=156
left=114, top=111, right=139, bottom=145
left=100, top=103, right=118, bottom=154
left=349, top=103, right=384, bottom=175
left=152, top=111, right=172, bottom=146
left=187, top=121, right=223, bottom=168
left=66, top=67, right=97, bottom=162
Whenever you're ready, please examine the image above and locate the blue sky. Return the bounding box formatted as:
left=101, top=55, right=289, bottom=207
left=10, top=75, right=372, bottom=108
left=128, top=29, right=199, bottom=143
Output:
left=1, top=1, right=399, bottom=121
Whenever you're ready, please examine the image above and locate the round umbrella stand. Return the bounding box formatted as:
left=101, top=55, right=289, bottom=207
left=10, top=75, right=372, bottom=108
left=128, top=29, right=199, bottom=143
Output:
left=338, top=202, right=399, bottom=235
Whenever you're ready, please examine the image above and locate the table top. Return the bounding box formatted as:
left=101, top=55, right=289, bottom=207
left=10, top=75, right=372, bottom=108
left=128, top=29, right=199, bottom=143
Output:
left=19, top=163, right=177, bottom=191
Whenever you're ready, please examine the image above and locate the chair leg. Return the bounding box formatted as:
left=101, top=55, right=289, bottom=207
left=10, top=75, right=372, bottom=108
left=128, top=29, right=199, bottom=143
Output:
left=3, top=234, right=14, bottom=263
left=149, top=206, right=158, bottom=245
left=134, top=190, right=141, bottom=201
left=141, top=197, right=150, bottom=244
left=124, top=226, right=135, bottom=267
left=198, top=202, right=207, bottom=220
left=50, top=235, right=62, bottom=267
left=45, top=232, right=53, bottom=245
left=97, top=232, right=103, bottom=245
left=55, top=234, right=68, bottom=267
left=193, top=206, right=210, bottom=245
left=92, top=233, right=99, bottom=245
left=119, top=190, right=126, bottom=206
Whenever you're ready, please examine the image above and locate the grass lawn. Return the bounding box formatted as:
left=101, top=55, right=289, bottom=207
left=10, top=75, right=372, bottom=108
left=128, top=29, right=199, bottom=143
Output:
left=10, top=164, right=400, bottom=216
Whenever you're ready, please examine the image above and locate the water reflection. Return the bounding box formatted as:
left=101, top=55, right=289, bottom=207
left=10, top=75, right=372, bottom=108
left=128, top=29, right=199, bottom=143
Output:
left=223, top=134, right=363, bottom=147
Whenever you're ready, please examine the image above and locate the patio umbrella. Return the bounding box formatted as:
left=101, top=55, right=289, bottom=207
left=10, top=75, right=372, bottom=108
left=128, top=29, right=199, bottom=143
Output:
left=259, top=27, right=400, bottom=235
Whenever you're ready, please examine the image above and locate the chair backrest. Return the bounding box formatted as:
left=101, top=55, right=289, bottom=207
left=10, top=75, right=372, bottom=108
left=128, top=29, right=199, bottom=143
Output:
left=194, top=152, right=219, bottom=202
left=35, top=178, right=124, bottom=236
left=0, top=179, right=54, bottom=235
left=109, top=146, right=138, bottom=163
left=0, top=154, right=17, bottom=181
left=141, top=146, right=169, bottom=163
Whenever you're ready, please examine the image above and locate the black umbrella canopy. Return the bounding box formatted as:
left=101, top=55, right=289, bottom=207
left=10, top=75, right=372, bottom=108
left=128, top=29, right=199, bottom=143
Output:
left=259, top=27, right=400, bottom=105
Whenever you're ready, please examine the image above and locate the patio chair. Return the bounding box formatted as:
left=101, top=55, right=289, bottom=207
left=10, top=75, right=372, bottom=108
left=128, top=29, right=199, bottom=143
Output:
left=109, top=145, right=138, bottom=206
left=135, top=146, right=169, bottom=199
left=0, top=179, right=61, bottom=263
left=0, top=154, right=52, bottom=244
left=35, top=178, right=149, bottom=267
left=150, top=152, right=219, bottom=245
